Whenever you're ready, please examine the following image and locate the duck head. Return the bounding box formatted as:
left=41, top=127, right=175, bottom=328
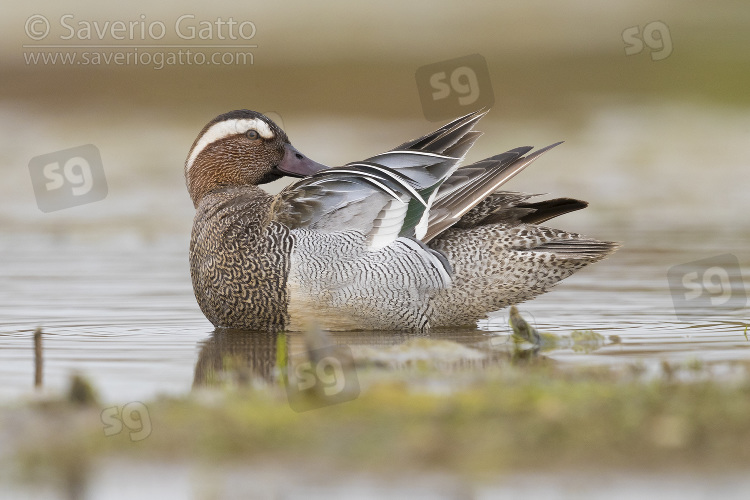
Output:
left=185, top=110, right=327, bottom=207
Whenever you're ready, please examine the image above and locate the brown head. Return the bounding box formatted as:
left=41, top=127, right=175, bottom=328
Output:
left=185, top=110, right=327, bottom=207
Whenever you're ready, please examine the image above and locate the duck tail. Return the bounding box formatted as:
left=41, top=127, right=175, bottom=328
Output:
left=427, top=224, right=619, bottom=328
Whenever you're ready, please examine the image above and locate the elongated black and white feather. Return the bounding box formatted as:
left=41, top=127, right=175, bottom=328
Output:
left=278, top=111, right=486, bottom=249
left=423, top=142, right=563, bottom=242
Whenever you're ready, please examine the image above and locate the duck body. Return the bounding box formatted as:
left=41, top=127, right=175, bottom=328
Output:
left=190, top=185, right=292, bottom=331
left=186, top=110, right=617, bottom=332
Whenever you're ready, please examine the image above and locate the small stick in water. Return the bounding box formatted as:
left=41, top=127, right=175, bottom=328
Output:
left=34, top=327, right=43, bottom=388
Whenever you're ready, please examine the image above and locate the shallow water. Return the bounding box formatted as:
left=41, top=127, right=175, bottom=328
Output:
left=1, top=226, right=747, bottom=403
left=7, top=459, right=750, bottom=500
left=1, top=102, right=749, bottom=499
left=2, top=102, right=749, bottom=400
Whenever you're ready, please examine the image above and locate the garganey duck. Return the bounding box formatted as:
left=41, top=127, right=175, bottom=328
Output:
left=186, top=110, right=617, bottom=332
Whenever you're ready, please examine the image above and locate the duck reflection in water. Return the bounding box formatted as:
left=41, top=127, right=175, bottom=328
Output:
left=192, top=327, right=519, bottom=390
left=193, top=329, right=281, bottom=388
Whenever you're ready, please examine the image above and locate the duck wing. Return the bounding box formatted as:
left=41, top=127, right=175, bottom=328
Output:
left=274, top=110, right=486, bottom=250
left=423, top=142, right=563, bottom=242
left=452, top=192, right=589, bottom=228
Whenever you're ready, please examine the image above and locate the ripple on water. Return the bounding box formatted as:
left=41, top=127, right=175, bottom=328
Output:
left=1, top=226, right=749, bottom=402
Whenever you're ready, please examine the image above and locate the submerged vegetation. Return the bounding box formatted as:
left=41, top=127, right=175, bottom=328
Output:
left=8, top=328, right=750, bottom=481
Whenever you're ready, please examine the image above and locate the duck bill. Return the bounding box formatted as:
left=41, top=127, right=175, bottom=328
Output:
left=275, top=144, right=328, bottom=177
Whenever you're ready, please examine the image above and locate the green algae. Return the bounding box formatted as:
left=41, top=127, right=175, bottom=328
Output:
left=569, top=330, right=607, bottom=353
left=8, top=314, right=750, bottom=479
left=10, top=356, right=750, bottom=479
left=506, top=306, right=610, bottom=356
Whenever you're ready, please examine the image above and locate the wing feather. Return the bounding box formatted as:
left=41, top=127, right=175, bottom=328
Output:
left=422, top=143, right=563, bottom=242
left=273, top=110, right=567, bottom=250
left=274, top=110, right=486, bottom=249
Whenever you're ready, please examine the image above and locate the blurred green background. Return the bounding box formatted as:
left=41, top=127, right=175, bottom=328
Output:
left=1, top=0, right=749, bottom=240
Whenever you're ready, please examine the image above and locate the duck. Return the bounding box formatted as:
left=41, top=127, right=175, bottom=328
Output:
left=185, top=109, right=617, bottom=332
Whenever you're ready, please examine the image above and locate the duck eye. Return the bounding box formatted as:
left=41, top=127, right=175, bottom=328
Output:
left=245, top=130, right=259, bottom=140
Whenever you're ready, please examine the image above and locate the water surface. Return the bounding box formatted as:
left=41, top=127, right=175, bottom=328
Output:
left=1, top=227, right=747, bottom=402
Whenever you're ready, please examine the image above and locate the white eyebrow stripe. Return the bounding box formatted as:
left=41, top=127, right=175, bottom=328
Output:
left=186, top=118, right=274, bottom=172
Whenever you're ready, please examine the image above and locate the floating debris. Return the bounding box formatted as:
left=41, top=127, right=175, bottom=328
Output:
left=498, top=306, right=611, bottom=357
left=570, top=330, right=606, bottom=353
left=351, top=338, right=487, bottom=370
left=509, top=305, right=541, bottom=346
